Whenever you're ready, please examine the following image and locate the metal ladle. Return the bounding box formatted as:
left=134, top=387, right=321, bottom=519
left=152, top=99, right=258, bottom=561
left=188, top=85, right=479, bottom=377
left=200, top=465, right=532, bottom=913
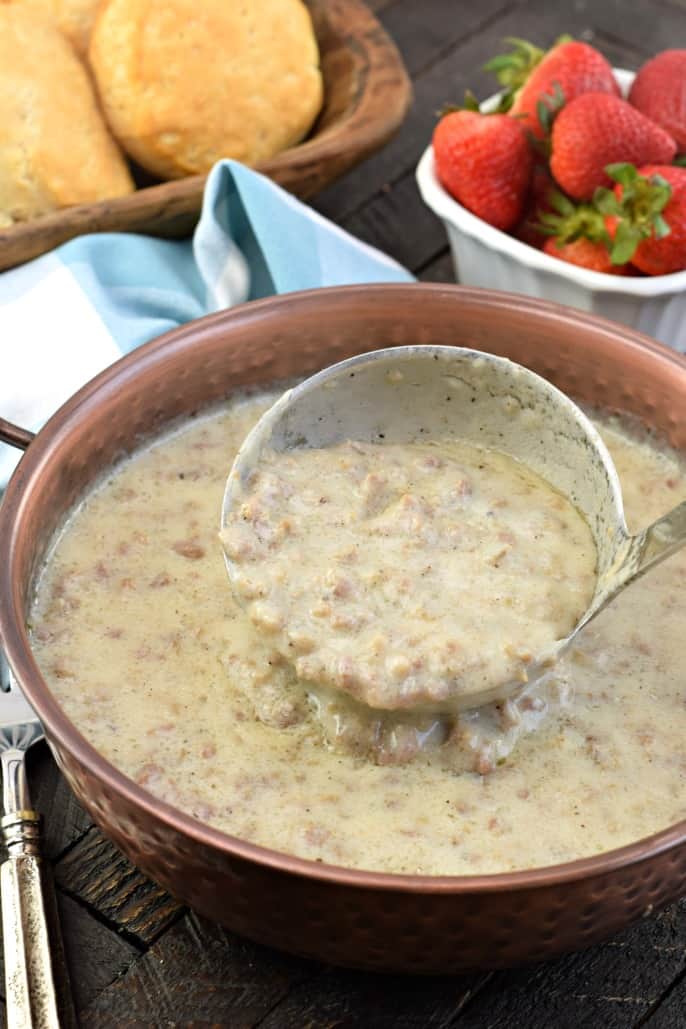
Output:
left=221, top=345, right=686, bottom=711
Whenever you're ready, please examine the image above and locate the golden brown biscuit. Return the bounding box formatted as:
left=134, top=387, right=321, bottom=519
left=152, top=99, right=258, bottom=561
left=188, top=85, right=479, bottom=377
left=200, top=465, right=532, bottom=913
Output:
left=1, top=0, right=101, bottom=57
left=89, top=0, right=323, bottom=179
left=0, top=7, right=134, bottom=227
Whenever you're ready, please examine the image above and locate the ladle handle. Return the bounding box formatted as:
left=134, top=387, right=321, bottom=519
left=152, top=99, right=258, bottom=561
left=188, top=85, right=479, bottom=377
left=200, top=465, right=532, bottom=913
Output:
left=616, top=499, right=686, bottom=593
left=577, top=500, right=686, bottom=640
left=0, top=418, right=34, bottom=452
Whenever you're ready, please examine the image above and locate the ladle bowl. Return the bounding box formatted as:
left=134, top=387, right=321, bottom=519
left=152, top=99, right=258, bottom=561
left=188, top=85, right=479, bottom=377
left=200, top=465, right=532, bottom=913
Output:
left=222, top=345, right=686, bottom=710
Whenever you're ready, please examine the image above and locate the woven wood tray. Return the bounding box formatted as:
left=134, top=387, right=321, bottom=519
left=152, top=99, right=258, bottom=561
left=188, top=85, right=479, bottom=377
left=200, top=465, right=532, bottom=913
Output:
left=0, top=0, right=411, bottom=272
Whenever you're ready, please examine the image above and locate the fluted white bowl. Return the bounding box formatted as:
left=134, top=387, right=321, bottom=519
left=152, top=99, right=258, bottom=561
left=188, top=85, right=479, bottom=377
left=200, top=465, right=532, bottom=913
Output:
left=416, top=69, right=686, bottom=351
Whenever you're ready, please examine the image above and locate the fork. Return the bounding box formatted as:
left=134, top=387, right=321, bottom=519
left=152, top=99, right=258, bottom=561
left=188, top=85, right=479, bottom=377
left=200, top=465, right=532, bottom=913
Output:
left=0, top=650, right=61, bottom=1028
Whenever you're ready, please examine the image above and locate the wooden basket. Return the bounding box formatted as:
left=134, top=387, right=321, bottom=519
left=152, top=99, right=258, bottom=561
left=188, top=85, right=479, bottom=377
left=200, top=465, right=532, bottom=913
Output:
left=0, top=0, right=411, bottom=272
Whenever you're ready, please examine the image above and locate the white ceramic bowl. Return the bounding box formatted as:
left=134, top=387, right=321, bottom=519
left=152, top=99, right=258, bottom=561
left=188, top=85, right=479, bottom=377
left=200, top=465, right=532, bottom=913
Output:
left=416, top=69, right=686, bottom=351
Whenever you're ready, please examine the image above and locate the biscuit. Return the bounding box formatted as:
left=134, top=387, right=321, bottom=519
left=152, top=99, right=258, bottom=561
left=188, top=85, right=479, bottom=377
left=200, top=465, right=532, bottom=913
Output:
left=1, top=0, right=101, bottom=57
left=89, top=0, right=323, bottom=179
left=0, top=7, right=134, bottom=227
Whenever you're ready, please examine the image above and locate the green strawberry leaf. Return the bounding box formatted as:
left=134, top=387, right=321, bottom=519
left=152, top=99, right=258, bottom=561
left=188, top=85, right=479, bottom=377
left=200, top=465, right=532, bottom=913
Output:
left=535, top=214, right=560, bottom=237
left=537, top=99, right=553, bottom=135
left=654, top=214, right=671, bottom=239
left=549, top=189, right=576, bottom=217
left=483, top=55, right=520, bottom=74
left=491, top=93, right=515, bottom=113
left=598, top=164, right=673, bottom=255
left=536, top=82, right=566, bottom=137
left=593, top=187, right=622, bottom=216
left=483, top=37, right=546, bottom=110
left=673, top=154, right=686, bottom=167
left=606, top=162, right=637, bottom=184
left=610, top=221, right=642, bottom=264
left=505, top=36, right=546, bottom=55
left=436, top=91, right=484, bottom=117
left=535, top=191, right=607, bottom=245
left=483, top=37, right=545, bottom=85
left=462, top=90, right=481, bottom=112
left=652, top=173, right=671, bottom=188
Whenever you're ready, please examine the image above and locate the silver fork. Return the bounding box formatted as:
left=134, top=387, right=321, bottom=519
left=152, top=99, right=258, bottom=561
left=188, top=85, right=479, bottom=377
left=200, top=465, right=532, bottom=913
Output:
left=0, top=650, right=61, bottom=1028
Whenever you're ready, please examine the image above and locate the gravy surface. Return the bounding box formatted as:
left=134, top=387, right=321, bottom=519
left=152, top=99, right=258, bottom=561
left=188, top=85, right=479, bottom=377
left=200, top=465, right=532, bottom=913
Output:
left=223, top=438, right=596, bottom=709
left=29, top=392, right=686, bottom=875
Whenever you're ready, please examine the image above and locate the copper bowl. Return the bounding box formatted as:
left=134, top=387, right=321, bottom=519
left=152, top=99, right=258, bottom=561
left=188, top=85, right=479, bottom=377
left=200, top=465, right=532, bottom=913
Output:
left=2, top=284, right=686, bottom=974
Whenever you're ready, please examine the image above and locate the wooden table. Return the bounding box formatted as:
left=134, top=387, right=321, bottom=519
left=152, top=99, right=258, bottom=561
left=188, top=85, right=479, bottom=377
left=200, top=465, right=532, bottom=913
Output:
left=15, top=1, right=686, bottom=1025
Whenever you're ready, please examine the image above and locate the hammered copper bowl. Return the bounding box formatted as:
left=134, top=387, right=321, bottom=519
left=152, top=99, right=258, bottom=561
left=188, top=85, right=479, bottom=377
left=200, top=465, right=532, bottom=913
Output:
left=2, top=284, right=686, bottom=974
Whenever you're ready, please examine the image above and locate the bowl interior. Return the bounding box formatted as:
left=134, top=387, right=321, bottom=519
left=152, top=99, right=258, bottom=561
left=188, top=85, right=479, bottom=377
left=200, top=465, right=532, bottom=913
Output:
left=2, top=283, right=686, bottom=890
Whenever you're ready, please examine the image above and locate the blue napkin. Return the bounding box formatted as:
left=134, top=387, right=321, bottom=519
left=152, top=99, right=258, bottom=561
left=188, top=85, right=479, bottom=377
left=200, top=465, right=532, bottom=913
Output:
left=1, top=159, right=412, bottom=484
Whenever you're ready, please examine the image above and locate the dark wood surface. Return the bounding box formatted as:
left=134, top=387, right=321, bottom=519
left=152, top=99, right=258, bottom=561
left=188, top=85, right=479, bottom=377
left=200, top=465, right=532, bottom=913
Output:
left=11, top=1, right=686, bottom=1025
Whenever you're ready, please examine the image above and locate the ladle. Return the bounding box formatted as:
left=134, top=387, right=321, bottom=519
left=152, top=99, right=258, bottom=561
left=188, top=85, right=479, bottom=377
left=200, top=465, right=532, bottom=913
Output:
left=221, top=345, right=686, bottom=711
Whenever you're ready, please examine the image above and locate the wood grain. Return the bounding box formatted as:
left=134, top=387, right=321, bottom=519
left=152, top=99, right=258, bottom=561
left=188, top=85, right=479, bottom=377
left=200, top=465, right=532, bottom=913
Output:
left=0, top=0, right=411, bottom=272
left=55, top=891, right=141, bottom=1013
left=78, top=912, right=319, bottom=1027
left=451, top=900, right=686, bottom=1029
left=256, top=967, right=490, bottom=1028
left=641, top=967, right=686, bottom=1027
left=379, top=0, right=515, bottom=77
left=343, top=170, right=446, bottom=269
left=55, top=829, right=183, bottom=947
left=417, top=248, right=454, bottom=281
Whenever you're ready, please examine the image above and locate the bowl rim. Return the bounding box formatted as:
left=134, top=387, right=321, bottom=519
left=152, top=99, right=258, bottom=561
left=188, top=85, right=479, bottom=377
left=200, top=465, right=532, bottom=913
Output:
left=416, top=67, right=686, bottom=297
left=3, top=282, right=686, bottom=894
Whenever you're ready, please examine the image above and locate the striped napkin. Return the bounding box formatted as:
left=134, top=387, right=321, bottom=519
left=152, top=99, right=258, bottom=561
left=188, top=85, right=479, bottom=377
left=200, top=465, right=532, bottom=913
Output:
left=1, top=160, right=412, bottom=485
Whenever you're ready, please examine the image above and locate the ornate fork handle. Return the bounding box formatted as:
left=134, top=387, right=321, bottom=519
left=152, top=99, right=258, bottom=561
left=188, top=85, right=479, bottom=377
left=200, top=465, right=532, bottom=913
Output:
left=1, top=737, right=61, bottom=1028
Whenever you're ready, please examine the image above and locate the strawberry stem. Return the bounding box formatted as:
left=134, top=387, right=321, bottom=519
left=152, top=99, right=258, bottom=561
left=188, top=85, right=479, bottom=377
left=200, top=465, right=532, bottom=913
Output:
left=483, top=37, right=546, bottom=111
left=594, top=163, right=672, bottom=264
left=536, top=81, right=566, bottom=135
left=536, top=189, right=609, bottom=245
left=436, top=91, right=482, bottom=117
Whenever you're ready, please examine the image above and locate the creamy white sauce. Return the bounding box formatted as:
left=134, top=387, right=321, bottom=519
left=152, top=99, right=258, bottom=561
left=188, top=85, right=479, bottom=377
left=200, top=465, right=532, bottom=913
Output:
left=29, top=393, right=686, bottom=875
left=222, top=438, right=596, bottom=710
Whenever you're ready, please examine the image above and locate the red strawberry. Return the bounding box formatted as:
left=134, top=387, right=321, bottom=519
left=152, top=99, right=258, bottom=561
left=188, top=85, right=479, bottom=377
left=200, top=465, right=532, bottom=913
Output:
left=485, top=37, right=619, bottom=139
left=536, top=188, right=631, bottom=273
left=512, top=164, right=557, bottom=248
left=597, top=163, right=686, bottom=275
left=543, top=236, right=630, bottom=274
left=550, top=93, right=677, bottom=200
left=629, top=50, right=686, bottom=150
left=433, top=110, right=533, bottom=230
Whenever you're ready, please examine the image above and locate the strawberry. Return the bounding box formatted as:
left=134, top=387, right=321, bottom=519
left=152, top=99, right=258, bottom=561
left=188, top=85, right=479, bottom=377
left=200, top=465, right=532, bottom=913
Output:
left=485, top=37, right=619, bottom=139
left=512, top=164, right=557, bottom=248
left=628, top=50, right=686, bottom=150
left=550, top=93, right=677, bottom=200
left=596, top=163, right=686, bottom=275
left=433, top=110, right=533, bottom=230
left=543, top=236, right=630, bottom=274
left=536, top=188, right=631, bottom=273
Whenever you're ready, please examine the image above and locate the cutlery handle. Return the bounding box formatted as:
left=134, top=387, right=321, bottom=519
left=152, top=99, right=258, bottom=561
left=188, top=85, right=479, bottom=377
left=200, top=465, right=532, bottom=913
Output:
left=1, top=811, right=61, bottom=1029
